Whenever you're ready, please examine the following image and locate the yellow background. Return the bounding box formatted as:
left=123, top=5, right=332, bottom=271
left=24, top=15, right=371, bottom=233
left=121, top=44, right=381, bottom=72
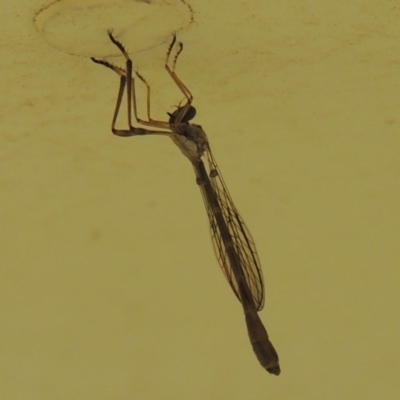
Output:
left=1, top=0, right=399, bottom=398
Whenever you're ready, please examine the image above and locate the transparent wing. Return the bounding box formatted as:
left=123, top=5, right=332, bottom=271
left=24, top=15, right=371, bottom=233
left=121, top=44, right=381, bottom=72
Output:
left=197, top=148, right=265, bottom=311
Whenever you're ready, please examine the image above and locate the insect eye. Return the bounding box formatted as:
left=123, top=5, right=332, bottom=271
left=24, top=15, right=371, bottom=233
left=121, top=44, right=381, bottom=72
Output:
left=168, top=105, right=197, bottom=123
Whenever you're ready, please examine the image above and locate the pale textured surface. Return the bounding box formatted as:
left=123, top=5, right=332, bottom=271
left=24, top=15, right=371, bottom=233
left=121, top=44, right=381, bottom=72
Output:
left=1, top=0, right=400, bottom=399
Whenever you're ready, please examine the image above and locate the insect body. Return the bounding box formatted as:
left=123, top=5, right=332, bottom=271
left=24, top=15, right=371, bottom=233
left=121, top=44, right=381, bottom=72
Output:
left=91, top=31, right=280, bottom=375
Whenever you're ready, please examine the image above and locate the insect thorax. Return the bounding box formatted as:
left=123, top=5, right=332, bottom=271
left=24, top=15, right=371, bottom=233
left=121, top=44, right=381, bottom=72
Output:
left=171, top=123, right=209, bottom=163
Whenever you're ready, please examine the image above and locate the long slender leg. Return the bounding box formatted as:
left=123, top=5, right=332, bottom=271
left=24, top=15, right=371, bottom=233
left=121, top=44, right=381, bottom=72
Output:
left=134, top=69, right=170, bottom=128
left=133, top=34, right=194, bottom=126
left=92, top=31, right=195, bottom=133
left=90, top=58, right=128, bottom=131
left=165, top=34, right=193, bottom=103
left=108, top=30, right=171, bottom=130
left=125, top=33, right=193, bottom=127
left=94, top=32, right=158, bottom=132
left=164, top=34, right=194, bottom=124
left=106, top=31, right=141, bottom=130
left=91, top=32, right=171, bottom=136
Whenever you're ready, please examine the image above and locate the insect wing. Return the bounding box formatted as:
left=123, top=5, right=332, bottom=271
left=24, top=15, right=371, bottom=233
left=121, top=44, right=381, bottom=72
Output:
left=201, top=149, right=265, bottom=311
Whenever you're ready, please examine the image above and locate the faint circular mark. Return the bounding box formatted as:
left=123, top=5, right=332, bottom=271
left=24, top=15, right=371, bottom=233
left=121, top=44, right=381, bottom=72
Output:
left=33, top=0, right=194, bottom=58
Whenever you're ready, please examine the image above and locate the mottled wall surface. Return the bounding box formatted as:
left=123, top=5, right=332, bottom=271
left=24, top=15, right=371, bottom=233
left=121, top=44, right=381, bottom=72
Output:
left=1, top=1, right=399, bottom=399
